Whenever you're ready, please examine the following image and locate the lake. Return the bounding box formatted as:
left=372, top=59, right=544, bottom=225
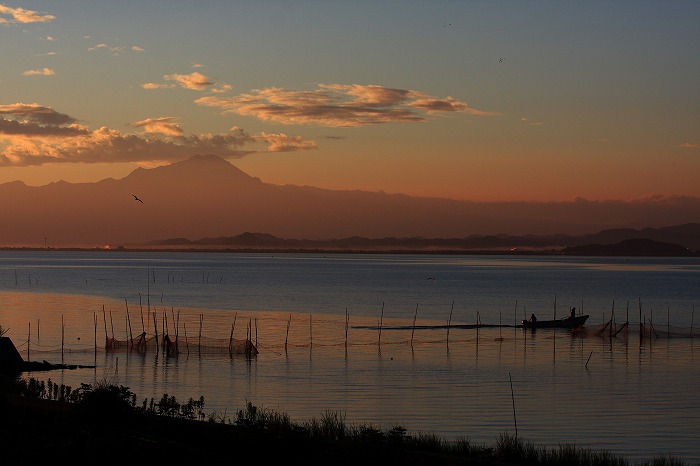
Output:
left=1, top=250, right=699, bottom=464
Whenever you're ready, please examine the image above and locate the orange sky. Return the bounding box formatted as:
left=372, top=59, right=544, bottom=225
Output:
left=1, top=1, right=699, bottom=202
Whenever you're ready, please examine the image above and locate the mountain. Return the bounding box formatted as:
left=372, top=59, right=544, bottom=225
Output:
left=1, top=154, right=699, bottom=247
left=148, top=223, right=700, bottom=253
left=561, top=238, right=694, bottom=256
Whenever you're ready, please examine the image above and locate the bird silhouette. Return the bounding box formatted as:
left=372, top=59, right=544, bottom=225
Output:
left=132, top=194, right=143, bottom=203
left=499, top=58, right=505, bottom=62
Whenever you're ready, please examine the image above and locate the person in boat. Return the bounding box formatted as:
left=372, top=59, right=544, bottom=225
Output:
left=569, top=307, right=576, bottom=319
left=530, top=313, right=537, bottom=323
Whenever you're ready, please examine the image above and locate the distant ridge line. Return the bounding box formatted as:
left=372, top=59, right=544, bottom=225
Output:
left=140, top=223, right=700, bottom=255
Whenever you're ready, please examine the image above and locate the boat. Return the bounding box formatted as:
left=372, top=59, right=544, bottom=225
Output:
left=521, top=314, right=589, bottom=329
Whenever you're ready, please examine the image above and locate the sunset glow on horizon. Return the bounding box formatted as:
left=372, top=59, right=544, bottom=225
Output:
left=1, top=1, right=699, bottom=202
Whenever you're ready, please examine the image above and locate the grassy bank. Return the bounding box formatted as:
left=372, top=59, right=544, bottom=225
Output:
left=0, top=375, right=690, bottom=466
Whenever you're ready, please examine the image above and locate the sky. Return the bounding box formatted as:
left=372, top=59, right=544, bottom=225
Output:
left=1, top=0, right=698, bottom=202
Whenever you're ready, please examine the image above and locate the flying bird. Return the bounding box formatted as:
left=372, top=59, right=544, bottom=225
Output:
left=499, top=58, right=505, bottom=62
left=132, top=194, right=143, bottom=203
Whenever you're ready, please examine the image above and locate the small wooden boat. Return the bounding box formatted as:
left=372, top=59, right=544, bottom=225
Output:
left=521, top=314, right=589, bottom=329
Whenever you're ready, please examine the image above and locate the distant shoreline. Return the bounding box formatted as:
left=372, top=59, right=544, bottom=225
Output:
left=1, top=245, right=698, bottom=257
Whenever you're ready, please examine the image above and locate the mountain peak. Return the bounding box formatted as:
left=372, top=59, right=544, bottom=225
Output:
left=124, top=154, right=260, bottom=185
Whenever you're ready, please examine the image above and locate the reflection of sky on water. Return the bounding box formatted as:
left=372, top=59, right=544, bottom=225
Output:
left=2, top=291, right=699, bottom=464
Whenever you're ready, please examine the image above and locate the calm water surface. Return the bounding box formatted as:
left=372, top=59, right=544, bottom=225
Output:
left=1, top=251, right=698, bottom=464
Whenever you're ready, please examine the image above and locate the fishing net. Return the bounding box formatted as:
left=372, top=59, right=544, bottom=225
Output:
left=105, top=332, right=258, bottom=356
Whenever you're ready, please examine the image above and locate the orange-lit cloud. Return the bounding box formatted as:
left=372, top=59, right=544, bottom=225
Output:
left=142, top=83, right=176, bottom=90
left=22, top=68, right=55, bottom=76
left=195, top=83, right=496, bottom=127
left=129, top=117, right=184, bottom=137
left=252, top=131, right=317, bottom=152
left=88, top=43, right=126, bottom=56
left=164, top=72, right=213, bottom=90
left=679, top=142, right=699, bottom=149
left=142, top=71, right=229, bottom=92
left=0, top=103, right=78, bottom=127
left=0, top=4, right=55, bottom=23
left=0, top=103, right=316, bottom=166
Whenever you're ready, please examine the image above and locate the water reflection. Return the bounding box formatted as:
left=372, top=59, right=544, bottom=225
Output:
left=2, top=290, right=699, bottom=464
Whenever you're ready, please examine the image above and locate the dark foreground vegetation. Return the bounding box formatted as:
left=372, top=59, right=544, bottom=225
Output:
left=0, top=376, right=689, bottom=466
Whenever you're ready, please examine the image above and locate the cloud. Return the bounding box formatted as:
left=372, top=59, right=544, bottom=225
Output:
left=22, top=68, right=55, bottom=76
left=0, top=103, right=317, bottom=166
left=0, top=103, right=77, bottom=126
left=129, top=117, right=184, bottom=137
left=88, top=43, right=127, bottom=56
left=131, top=45, right=144, bottom=52
left=679, top=143, right=699, bottom=149
left=0, top=4, right=55, bottom=23
left=163, top=72, right=214, bottom=90
left=195, top=83, right=497, bottom=127
left=252, top=132, right=318, bottom=152
left=143, top=72, right=217, bottom=91
left=142, top=83, right=176, bottom=90
left=143, top=71, right=231, bottom=93
left=519, top=116, right=543, bottom=126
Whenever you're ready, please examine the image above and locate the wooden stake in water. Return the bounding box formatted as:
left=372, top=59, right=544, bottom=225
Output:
left=509, top=372, right=518, bottom=437
left=344, top=308, right=349, bottom=348
left=94, top=312, right=97, bottom=361
left=378, top=302, right=384, bottom=349
left=285, top=314, right=291, bottom=352
left=199, top=314, right=203, bottom=355
left=411, top=303, right=418, bottom=348
left=446, top=301, right=454, bottom=348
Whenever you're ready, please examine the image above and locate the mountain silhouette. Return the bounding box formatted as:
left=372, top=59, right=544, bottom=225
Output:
left=1, top=155, right=699, bottom=247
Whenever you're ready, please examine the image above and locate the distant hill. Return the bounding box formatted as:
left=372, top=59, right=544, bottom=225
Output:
left=146, top=223, right=700, bottom=255
left=1, top=154, right=699, bottom=247
left=560, top=238, right=694, bottom=257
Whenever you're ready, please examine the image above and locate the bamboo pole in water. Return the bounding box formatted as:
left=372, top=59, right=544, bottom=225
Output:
left=309, top=314, right=313, bottom=350
left=27, top=322, right=30, bottom=361
left=344, top=308, right=349, bottom=349
left=61, top=314, right=64, bottom=361
left=139, top=295, right=144, bottom=334
left=639, top=298, right=643, bottom=342
left=152, top=311, right=159, bottom=354
left=411, top=303, right=418, bottom=348
left=102, top=305, right=107, bottom=344
left=446, top=301, right=454, bottom=348
left=378, top=302, right=384, bottom=349
left=184, top=322, right=189, bottom=356
left=126, top=299, right=133, bottom=347
left=199, top=314, right=203, bottom=356
left=509, top=373, right=518, bottom=438
left=94, top=312, right=97, bottom=362
left=175, top=308, right=180, bottom=356
left=285, top=314, right=291, bottom=352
